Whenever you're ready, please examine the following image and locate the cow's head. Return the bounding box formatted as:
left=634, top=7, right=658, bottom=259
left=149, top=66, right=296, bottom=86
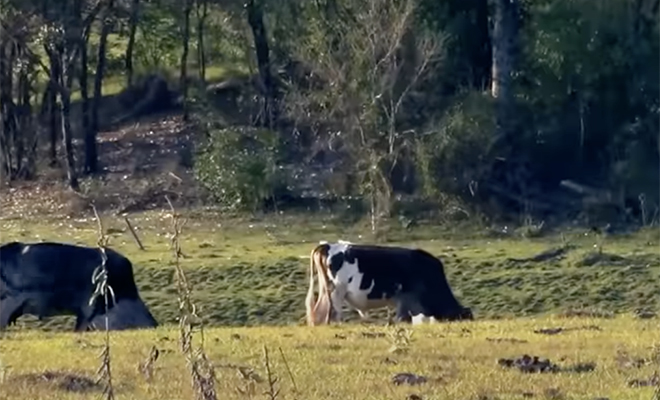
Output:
left=305, top=240, right=352, bottom=326
left=445, top=306, right=474, bottom=321
left=459, top=306, right=474, bottom=320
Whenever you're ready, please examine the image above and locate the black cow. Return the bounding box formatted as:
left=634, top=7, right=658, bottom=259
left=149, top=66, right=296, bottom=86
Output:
left=0, top=241, right=158, bottom=332
left=83, top=298, right=159, bottom=331
left=305, top=241, right=473, bottom=326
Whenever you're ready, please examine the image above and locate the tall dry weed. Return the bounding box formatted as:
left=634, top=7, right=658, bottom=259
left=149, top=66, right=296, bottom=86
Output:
left=166, top=196, right=218, bottom=400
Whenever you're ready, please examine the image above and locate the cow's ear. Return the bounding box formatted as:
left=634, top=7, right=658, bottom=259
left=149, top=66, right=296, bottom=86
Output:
left=329, top=252, right=345, bottom=273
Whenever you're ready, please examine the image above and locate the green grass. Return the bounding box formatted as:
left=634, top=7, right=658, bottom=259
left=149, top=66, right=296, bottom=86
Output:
left=0, top=316, right=658, bottom=399
left=1, top=210, right=658, bottom=331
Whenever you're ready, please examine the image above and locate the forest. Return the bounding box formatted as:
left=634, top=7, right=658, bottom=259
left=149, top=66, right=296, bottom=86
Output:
left=0, top=0, right=657, bottom=230
left=1, top=2, right=659, bottom=399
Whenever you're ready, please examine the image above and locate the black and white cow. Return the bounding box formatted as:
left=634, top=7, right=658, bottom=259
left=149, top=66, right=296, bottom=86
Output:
left=0, top=241, right=158, bottom=332
left=305, top=241, right=473, bottom=325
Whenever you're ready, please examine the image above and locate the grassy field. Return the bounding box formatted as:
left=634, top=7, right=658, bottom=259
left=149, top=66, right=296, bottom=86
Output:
left=0, top=209, right=659, bottom=399
left=0, top=316, right=658, bottom=400
left=1, top=210, right=658, bottom=330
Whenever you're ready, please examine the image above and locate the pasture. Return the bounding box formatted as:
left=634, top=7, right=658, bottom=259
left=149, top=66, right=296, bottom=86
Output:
left=0, top=209, right=659, bottom=399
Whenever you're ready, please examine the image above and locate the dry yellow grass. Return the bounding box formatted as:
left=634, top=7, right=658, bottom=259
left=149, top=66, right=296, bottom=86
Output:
left=0, top=316, right=658, bottom=400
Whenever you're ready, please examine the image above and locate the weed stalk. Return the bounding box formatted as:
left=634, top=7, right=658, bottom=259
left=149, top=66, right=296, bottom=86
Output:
left=90, top=205, right=116, bottom=400
left=166, top=196, right=218, bottom=400
left=262, top=345, right=280, bottom=400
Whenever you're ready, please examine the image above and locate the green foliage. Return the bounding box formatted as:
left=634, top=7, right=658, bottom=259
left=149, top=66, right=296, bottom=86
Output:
left=272, top=0, right=446, bottom=217
left=517, top=0, right=659, bottom=207
left=416, top=91, right=496, bottom=198
left=132, top=4, right=182, bottom=73
left=194, top=126, right=285, bottom=212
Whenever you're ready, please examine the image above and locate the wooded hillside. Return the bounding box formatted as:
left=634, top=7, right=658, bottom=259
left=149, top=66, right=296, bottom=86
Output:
left=1, top=0, right=658, bottom=230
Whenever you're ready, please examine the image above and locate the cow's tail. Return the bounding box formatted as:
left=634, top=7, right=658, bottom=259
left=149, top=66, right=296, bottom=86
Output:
left=305, top=244, right=332, bottom=326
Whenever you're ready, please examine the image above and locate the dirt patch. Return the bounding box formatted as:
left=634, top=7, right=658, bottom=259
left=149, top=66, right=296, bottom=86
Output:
left=391, top=372, right=428, bottom=386
left=634, top=309, right=657, bottom=319
left=8, top=370, right=103, bottom=393
left=498, top=355, right=560, bottom=373
left=486, top=337, right=529, bottom=344
left=360, top=331, right=386, bottom=339
left=627, top=373, right=659, bottom=387
left=497, top=355, right=596, bottom=374
left=533, top=325, right=602, bottom=335
left=575, top=252, right=627, bottom=267
left=507, top=245, right=575, bottom=264
left=615, top=350, right=653, bottom=369
left=557, top=308, right=614, bottom=319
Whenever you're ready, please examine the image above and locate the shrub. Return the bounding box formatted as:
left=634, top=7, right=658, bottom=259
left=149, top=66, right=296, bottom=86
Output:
left=194, top=126, right=286, bottom=212
left=415, top=90, right=496, bottom=199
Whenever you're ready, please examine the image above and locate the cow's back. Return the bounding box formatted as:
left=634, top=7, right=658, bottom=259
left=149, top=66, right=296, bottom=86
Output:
left=346, top=245, right=442, bottom=276
left=0, top=242, right=139, bottom=299
left=343, top=245, right=433, bottom=291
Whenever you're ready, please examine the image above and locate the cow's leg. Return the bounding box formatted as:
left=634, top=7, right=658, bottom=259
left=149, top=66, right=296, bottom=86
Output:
left=330, top=285, right=347, bottom=323
left=74, top=313, right=89, bottom=332
left=394, top=301, right=413, bottom=324
left=0, top=296, right=25, bottom=329
left=394, top=294, right=426, bottom=324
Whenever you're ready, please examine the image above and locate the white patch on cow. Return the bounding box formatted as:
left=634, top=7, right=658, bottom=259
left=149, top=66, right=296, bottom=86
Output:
left=324, top=241, right=391, bottom=318
left=319, top=239, right=352, bottom=246
left=21, top=245, right=31, bottom=255
left=411, top=313, right=437, bottom=325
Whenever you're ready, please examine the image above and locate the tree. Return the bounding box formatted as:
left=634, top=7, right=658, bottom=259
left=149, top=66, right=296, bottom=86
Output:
left=179, top=0, right=192, bottom=121
left=88, top=0, right=115, bottom=175
left=246, top=0, right=276, bottom=127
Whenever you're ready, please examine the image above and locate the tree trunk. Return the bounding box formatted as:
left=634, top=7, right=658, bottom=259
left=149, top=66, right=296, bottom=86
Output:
left=46, top=55, right=59, bottom=167
left=19, top=66, right=37, bottom=180
left=125, top=0, right=140, bottom=87
left=48, top=83, right=59, bottom=167
left=0, top=40, right=10, bottom=181
left=490, top=0, right=520, bottom=140
left=0, top=40, right=17, bottom=180
left=80, top=37, right=96, bottom=173
left=195, top=0, right=208, bottom=83
left=90, top=0, right=113, bottom=164
left=246, top=0, right=276, bottom=127
left=73, top=0, right=96, bottom=175
left=57, top=46, right=79, bottom=191
left=15, top=50, right=28, bottom=177
left=472, top=0, right=492, bottom=90
left=179, top=0, right=192, bottom=121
